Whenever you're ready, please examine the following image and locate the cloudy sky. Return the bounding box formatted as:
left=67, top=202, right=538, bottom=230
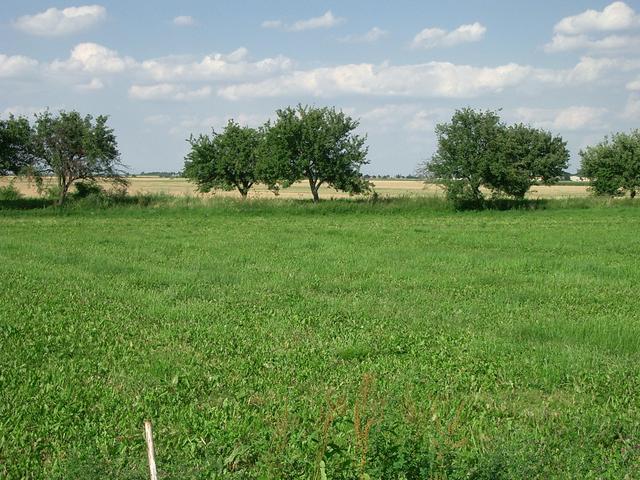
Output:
left=2, top=1, right=640, bottom=174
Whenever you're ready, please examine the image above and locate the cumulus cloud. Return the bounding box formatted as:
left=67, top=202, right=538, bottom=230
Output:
left=141, top=48, right=293, bottom=82
left=217, top=54, right=640, bottom=101
left=340, top=27, right=389, bottom=43
left=545, top=33, right=640, bottom=52
left=14, top=5, right=106, bottom=36
left=535, top=56, right=640, bottom=86
left=173, top=15, right=195, bottom=27
left=218, top=61, right=531, bottom=100
left=0, top=54, right=38, bottom=77
left=129, top=84, right=212, bottom=101
left=554, top=2, right=639, bottom=35
left=547, top=2, right=640, bottom=54
left=262, top=11, right=345, bottom=32
left=50, top=43, right=135, bottom=74
left=515, top=106, right=608, bottom=131
left=411, top=22, right=486, bottom=49
left=627, top=77, right=640, bottom=91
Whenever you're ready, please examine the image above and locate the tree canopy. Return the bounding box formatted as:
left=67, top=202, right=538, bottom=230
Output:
left=421, top=108, right=569, bottom=206
left=183, top=120, right=262, bottom=198
left=0, top=115, right=35, bottom=176
left=32, top=110, right=126, bottom=205
left=580, top=130, right=640, bottom=198
left=259, top=105, right=370, bottom=202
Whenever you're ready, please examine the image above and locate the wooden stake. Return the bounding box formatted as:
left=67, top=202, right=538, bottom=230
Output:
left=144, top=420, right=158, bottom=480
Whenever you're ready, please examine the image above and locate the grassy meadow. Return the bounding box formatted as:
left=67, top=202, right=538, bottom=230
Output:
left=1, top=197, right=639, bottom=478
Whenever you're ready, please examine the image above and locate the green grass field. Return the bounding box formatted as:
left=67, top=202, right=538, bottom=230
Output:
left=1, top=198, right=639, bottom=478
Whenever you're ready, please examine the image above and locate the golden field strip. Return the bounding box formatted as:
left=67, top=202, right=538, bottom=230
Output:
left=0, top=175, right=591, bottom=199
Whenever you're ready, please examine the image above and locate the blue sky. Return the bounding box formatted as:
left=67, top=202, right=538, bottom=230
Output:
left=2, top=1, right=640, bottom=174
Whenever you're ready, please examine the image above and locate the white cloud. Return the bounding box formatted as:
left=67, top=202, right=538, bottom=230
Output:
left=262, top=11, right=345, bottom=32
left=218, top=61, right=531, bottom=100
left=141, top=48, right=292, bottom=81
left=14, top=5, right=106, bottom=36
left=129, top=84, right=212, bottom=101
left=358, top=104, right=443, bottom=132
left=554, top=2, right=640, bottom=35
left=545, top=33, right=640, bottom=52
left=1, top=105, right=51, bottom=118
left=168, top=113, right=267, bottom=136
left=261, top=20, right=283, bottom=29
left=411, top=22, right=486, bottom=49
left=173, top=16, right=195, bottom=27
left=624, top=94, right=640, bottom=118
left=51, top=43, right=135, bottom=74
left=515, top=106, right=607, bottom=131
left=340, top=27, right=389, bottom=43
left=535, top=56, right=640, bottom=86
left=76, top=77, right=104, bottom=91
left=0, top=54, right=38, bottom=77
left=627, top=77, right=640, bottom=90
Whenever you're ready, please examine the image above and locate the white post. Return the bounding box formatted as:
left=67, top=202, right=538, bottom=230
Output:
left=144, top=420, right=158, bottom=480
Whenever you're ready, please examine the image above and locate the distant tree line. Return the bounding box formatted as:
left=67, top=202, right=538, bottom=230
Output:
left=137, top=171, right=182, bottom=178
left=2, top=105, right=640, bottom=206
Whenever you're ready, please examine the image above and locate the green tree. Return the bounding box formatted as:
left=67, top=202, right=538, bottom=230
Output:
left=420, top=108, right=568, bottom=205
left=0, top=115, right=35, bottom=176
left=33, top=110, right=126, bottom=205
left=580, top=130, right=640, bottom=198
left=183, top=120, right=262, bottom=198
left=421, top=108, right=503, bottom=203
left=487, top=124, right=569, bottom=199
left=259, top=105, right=370, bottom=202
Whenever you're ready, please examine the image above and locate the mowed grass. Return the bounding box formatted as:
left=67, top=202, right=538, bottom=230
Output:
left=1, top=199, right=639, bottom=478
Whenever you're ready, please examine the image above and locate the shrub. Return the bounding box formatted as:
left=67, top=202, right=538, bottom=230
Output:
left=0, top=183, right=23, bottom=201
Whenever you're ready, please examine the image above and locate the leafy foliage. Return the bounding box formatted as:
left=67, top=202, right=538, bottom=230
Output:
left=184, top=120, right=263, bottom=198
left=423, top=108, right=503, bottom=202
left=32, top=110, right=126, bottom=204
left=488, top=123, right=569, bottom=199
left=0, top=114, right=36, bottom=176
left=259, top=105, right=370, bottom=202
left=580, top=130, right=640, bottom=198
left=421, top=108, right=569, bottom=206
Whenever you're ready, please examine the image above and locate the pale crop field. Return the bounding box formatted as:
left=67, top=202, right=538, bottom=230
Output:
left=1, top=176, right=591, bottom=200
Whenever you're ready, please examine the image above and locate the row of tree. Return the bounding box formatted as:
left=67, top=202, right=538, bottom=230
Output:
left=1, top=106, right=639, bottom=205
left=183, top=105, right=370, bottom=202
left=419, top=108, right=640, bottom=203
left=0, top=111, right=125, bottom=204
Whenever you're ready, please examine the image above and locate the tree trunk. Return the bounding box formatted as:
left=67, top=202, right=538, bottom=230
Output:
left=309, top=178, right=320, bottom=203
left=57, top=181, right=70, bottom=206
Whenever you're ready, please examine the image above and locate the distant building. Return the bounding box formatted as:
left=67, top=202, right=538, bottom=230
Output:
left=570, top=175, right=590, bottom=182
